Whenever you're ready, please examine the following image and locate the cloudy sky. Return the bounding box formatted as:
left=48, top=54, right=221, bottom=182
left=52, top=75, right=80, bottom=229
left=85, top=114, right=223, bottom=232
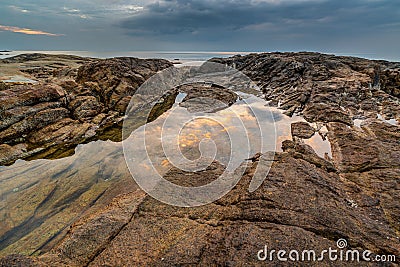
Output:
left=0, top=0, right=399, bottom=60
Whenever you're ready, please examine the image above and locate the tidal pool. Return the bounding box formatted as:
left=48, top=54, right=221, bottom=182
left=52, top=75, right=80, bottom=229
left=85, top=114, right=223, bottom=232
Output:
left=0, top=86, right=333, bottom=254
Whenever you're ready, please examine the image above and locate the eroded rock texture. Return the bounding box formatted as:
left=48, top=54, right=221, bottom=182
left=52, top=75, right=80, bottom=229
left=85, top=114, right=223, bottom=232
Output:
left=212, top=52, right=400, bottom=121
left=6, top=140, right=398, bottom=266
left=0, top=55, right=172, bottom=165
left=1, top=52, right=399, bottom=266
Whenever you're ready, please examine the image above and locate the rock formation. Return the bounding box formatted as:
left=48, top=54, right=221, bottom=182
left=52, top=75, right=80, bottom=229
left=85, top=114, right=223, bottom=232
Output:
left=291, top=121, right=316, bottom=139
left=0, top=52, right=399, bottom=266
left=0, top=55, right=173, bottom=165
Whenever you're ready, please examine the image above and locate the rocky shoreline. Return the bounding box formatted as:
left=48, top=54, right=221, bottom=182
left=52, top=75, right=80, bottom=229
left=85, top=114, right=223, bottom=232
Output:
left=0, top=54, right=173, bottom=166
left=0, top=52, right=399, bottom=266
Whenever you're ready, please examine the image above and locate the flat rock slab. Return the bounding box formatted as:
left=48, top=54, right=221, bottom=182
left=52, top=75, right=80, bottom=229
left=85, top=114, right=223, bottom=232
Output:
left=291, top=121, right=315, bottom=139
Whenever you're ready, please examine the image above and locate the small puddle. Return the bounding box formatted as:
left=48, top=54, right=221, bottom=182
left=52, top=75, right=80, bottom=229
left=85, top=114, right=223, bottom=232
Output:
left=238, top=93, right=332, bottom=159
left=354, top=119, right=364, bottom=128
left=377, top=114, right=399, bottom=126
left=175, top=93, right=188, bottom=104
left=353, top=114, right=399, bottom=128
left=2, top=75, right=38, bottom=84
left=304, top=131, right=332, bottom=159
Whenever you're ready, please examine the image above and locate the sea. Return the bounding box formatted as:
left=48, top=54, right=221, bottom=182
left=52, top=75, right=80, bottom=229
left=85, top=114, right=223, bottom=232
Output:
left=1, top=51, right=399, bottom=62
left=0, top=51, right=258, bottom=62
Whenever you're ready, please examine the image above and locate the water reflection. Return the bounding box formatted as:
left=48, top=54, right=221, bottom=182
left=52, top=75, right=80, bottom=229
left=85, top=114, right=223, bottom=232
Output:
left=124, top=92, right=275, bottom=190
left=0, top=141, right=132, bottom=256
left=0, top=89, right=334, bottom=254
left=377, top=114, right=399, bottom=126
left=2, top=75, right=37, bottom=84
left=124, top=90, right=333, bottom=197
left=354, top=114, right=399, bottom=128
left=269, top=107, right=332, bottom=158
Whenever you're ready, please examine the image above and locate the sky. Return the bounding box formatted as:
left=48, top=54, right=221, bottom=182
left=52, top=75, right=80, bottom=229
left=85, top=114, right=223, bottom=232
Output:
left=0, top=0, right=399, bottom=60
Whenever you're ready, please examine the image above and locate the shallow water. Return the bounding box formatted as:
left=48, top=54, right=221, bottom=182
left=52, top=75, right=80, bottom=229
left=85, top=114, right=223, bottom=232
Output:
left=0, top=92, right=333, bottom=200
left=377, top=114, right=399, bottom=126
left=0, top=77, right=333, bottom=254
left=2, top=75, right=37, bottom=84
left=0, top=51, right=254, bottom=61
left=0, top=140, right=128, bottom=255
left=353, top=114, right=399, bottom=128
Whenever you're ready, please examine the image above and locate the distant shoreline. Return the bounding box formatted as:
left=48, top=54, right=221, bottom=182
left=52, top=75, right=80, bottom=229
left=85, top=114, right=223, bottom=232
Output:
left=0, top=51, right=252, bottom=62
left=0, top=50, right=399, bottom=63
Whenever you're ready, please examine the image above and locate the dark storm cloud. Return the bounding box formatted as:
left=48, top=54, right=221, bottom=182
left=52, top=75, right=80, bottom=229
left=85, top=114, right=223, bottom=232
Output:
left=0, top=0, right=399, bottom=59
left=121, top=0, right=328, bottom=34
left=119, top=0, right=400, bottom=54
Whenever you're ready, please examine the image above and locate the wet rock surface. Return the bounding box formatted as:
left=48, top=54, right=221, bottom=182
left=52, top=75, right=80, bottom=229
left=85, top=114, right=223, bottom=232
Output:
left=212, top=52, right=400, bottom=121
left=1, top=52, right=399, bottom=266
left=178, top=83, right=237, bottom=113
left=291, top=121, right=316, bottom=139
left=6, top=142, right=399, bottom=266
left=0, top=55, right=173, bottom=165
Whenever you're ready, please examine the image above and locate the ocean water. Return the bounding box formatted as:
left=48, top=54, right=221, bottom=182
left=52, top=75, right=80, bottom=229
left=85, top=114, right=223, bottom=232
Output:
left=1, top=50, right=399, bottom=62
left=0, top=51, right=257, bottom=61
